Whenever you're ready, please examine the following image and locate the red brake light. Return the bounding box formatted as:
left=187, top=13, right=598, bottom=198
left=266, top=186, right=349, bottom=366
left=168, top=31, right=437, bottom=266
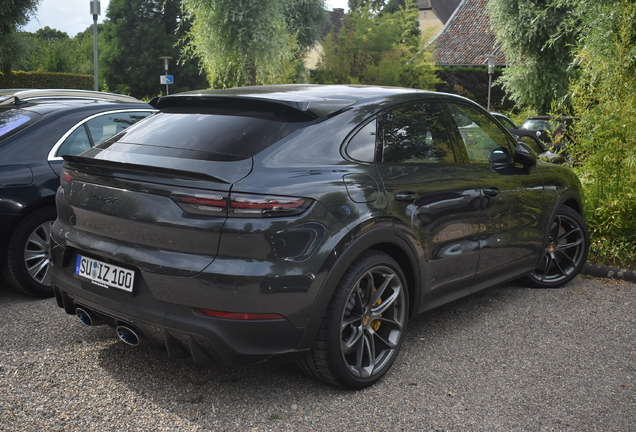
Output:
left=60, top=168, right=77, bottom=189
left=173, top=192, right=312, bottom=218
left=229, top=193, right=310, bottom=217
left=172, top=194, right=228, bottom=216
left=193, top=308, right=284, bottom=320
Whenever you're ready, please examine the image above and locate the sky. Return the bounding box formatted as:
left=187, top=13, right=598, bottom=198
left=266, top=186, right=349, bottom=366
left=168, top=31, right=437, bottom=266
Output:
left=23, top=0, right=349, bottom=37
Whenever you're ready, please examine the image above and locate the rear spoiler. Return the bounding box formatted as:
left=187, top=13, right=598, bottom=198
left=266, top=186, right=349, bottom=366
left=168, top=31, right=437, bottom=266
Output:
left=62, top=151, right=253, bottom=185
left=148, top=95, right=355, bottom=118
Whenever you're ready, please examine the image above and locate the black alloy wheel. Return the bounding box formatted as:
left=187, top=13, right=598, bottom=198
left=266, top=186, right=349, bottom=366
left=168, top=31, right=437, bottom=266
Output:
left=2, top=207, right=56, bottom=298
left=299, top=250, right=408, bottom=389
left=523, top=206, right=589, bottom=288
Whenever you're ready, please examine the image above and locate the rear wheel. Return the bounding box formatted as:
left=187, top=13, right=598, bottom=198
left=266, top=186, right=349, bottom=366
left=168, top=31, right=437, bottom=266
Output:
left=523, top=206, right=589, bottom=288
left=299, top=251, right=408, bottom=389
left=2, top=207, right=56, bottom=298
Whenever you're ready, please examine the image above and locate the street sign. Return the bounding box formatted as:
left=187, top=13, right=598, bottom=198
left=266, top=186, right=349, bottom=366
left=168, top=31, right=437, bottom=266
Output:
left=160, top=75, right=174, bottom=85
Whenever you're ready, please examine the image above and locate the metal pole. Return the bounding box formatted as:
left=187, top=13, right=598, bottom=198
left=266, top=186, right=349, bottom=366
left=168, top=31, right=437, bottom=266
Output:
left=165, top=58, right=169, bottom=95
left=90, top=1, right=101, bottom=92
left=93, top=14, right=98, bottom=91
left=487, top=72, right=492, bottom=112
left=485, top=55, right=496, bottom=112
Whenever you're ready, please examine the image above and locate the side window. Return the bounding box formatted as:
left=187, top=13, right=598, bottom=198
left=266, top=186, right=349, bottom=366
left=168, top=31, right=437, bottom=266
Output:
left=55, top=111, right=153, bottom=157
left=86, top=111, right=153, bottom=145
left=56, top=125, right=91, bottom=157
left=379, top=101, right=455, bottom=164
left=346, top=120, right=377, bottom=162
left=519, top=136, right=543, bottom=155
left=447, top=103, right=512, bottom=164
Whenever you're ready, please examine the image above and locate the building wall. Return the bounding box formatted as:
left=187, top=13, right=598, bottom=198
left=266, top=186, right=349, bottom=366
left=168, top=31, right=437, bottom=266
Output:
left=418, top=10, right=445, bottom=39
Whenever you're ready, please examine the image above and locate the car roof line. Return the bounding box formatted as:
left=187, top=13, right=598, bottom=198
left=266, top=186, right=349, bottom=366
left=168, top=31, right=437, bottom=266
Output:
left=0, top=89, right=140, bottom=106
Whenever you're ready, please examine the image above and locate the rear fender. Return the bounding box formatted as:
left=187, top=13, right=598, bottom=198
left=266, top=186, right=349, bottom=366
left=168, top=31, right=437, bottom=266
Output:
left=297, top=222, right=420, bottom=350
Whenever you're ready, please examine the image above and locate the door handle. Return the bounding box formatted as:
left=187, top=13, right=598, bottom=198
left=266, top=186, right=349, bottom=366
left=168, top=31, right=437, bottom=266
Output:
left=395, top=192, right=419, bottom=201
left=483, top=187, right=500, bottom=197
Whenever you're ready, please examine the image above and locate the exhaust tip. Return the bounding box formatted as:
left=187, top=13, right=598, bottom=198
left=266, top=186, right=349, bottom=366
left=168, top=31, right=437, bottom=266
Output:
left=76, top=307, right=102, bottom=326
left=116, top=326, right=140, bottom=346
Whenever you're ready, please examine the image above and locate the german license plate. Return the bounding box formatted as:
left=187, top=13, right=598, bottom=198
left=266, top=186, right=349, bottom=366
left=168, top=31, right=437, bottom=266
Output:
left=74, top=254, right=135, bottom=292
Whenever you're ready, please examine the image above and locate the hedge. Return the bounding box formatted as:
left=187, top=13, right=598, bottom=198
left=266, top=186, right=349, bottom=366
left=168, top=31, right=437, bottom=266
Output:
left=0, top=71, right=93, bottom=90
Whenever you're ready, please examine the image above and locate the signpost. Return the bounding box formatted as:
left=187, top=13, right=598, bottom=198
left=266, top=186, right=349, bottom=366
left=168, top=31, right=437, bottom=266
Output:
left=159, top=56, right=173, bottom=95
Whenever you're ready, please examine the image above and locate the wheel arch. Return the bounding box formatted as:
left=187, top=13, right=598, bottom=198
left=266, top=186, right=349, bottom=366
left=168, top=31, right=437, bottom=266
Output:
left=532, top=187, right=586, bottom=270
left=297, top=224, right=421, bottom=350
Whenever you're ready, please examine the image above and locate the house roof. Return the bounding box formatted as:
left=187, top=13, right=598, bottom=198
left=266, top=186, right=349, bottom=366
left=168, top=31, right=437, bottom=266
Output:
left=322, top=8, right=345, bottom=39
left=418, top=0, right=462, bottom=24
left=431, top=0, right=462, bottom=24
left=432, top=0, right=506, bottom=66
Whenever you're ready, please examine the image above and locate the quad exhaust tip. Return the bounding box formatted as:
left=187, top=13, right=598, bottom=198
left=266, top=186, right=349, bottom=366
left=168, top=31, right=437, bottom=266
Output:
left=116, top=325, right=140, bottom=346
left=76, top=307, right=103, bottom=326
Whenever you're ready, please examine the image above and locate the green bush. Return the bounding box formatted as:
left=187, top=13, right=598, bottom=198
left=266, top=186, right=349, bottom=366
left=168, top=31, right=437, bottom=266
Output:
left=0, top=71, right=93, bottom=90
left=567, top=0, right=636, bottom=268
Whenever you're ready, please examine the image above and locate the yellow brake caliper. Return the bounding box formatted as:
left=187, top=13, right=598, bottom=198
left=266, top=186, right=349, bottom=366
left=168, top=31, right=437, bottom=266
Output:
left=371, top=289, right=382, bottom=332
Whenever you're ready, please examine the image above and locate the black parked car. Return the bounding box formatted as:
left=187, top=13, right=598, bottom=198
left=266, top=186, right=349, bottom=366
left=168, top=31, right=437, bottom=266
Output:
left=490, top=112, right=566, bottom=164
left=520, top=115, right=579, bottom=149
left=0, top=89, right=155, bottom=297
left=49, top=85, right=589, bottom=389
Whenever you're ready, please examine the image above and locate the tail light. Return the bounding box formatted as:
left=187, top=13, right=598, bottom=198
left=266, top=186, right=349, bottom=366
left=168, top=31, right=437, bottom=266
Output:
left=172, top=194, right=228, bottom=216
left=60, top=167, right=77, bottom=190
left=172, top=192, right=312, bottom=218
left=229, top=193, right=312, bottom=218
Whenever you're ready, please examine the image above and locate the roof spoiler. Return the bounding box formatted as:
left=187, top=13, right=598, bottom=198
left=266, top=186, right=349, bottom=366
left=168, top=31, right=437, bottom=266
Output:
left=150, top=94, right=355, bottom=118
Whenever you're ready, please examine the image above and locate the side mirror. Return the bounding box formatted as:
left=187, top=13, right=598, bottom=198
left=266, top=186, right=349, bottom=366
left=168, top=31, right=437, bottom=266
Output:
left=514, top=142, right=537, bottom=171
left=488, top=146, right=513, bottom=166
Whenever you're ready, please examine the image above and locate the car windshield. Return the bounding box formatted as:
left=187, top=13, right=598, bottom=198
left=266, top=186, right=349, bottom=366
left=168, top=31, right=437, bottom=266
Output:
left=0, top=109, right=39, bottom=142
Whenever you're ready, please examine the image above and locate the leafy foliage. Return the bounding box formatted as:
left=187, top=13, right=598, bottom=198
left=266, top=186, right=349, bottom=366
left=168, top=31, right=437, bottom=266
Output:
left=487, top=0, right=579, bottom=114
left=101, top=0, right=207, bottom=98
left=182, top=0, right=327, bottom=87
left=566, top=0, right=636, bottom=267
left=0, top=0, right=41, bottom=73
left=311, top=2, right=439, bottom=89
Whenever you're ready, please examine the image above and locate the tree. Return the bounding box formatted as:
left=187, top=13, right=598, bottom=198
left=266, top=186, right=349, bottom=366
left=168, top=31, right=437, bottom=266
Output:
left=488, top=0, right=579, bottom=114
left=0, top=0, right=41, bottom=73
left=311, top=2, right=439, bottom=89
left=101, top=0, right=207, bottom=98
left=182, top=0, right=327, bottom=87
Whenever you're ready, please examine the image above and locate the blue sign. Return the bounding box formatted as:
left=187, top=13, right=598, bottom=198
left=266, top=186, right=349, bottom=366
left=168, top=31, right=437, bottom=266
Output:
left=160, top=75, right=174, bottom=85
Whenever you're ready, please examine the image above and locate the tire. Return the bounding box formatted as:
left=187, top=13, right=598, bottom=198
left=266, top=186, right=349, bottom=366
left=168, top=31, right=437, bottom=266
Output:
left=299, top=250, right=409, bottom=389
left=522, top=206, right=589, bottom=288
left=2, top=207, right=56, bottom=298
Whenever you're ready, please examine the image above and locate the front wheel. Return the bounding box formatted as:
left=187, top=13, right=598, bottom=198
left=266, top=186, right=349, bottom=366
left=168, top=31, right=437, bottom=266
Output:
left=523, top=206, right=589, bottom=288
left=299, top=251, right=409, bottom=389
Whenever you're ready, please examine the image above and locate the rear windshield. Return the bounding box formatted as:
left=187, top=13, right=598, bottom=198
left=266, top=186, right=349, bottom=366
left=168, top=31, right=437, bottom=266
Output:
left=0, top=109, right=40, bottom=141
left=522, top=119, right=563, bottom=131
left=102, top=111, right=312, bottom=160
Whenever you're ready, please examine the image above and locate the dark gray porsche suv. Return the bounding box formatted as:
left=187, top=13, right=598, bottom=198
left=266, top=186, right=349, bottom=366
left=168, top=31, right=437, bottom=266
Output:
left=50, top=85, right=589, bottom=389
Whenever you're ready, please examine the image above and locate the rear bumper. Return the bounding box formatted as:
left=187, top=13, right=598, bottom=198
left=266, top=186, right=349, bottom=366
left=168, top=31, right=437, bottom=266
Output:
left=50, top=259, right=310, bottom=366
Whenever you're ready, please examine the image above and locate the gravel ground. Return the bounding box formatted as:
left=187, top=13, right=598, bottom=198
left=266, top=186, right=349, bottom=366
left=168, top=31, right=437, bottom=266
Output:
left=1, top=275, right=634, bottom=431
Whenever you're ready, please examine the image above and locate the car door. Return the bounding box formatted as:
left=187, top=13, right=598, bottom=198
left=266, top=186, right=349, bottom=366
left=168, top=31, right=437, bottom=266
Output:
left=48, top=110, right=154, bottom=175
left=444, top=102, right=545, bottom=292
left=374, top=100, right=482, bottom=308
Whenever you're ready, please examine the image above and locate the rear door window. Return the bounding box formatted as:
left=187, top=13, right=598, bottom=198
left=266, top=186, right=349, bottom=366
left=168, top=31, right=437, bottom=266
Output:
left=378, top=101, right=456, bottom=164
